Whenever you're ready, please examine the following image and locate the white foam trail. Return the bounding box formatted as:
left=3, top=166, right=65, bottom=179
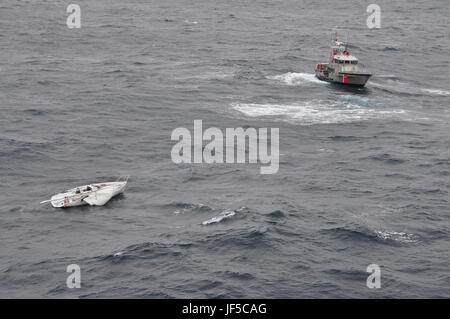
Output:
left=267, top=72, right=324, bottom=86
left=232, top=101, right=407, bottom=125
left=202, top=210, right=236, bottom=225
left=421, top=88, right=450, bottom=96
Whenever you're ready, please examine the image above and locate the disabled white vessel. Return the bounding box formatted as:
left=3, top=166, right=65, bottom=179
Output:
left=315, top=32, right=372, bottom=87
left=40, top=176, right=128, bottom=208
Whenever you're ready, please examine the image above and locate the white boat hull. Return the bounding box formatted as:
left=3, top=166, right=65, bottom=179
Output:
left=49, top=181, right=127, bottom=208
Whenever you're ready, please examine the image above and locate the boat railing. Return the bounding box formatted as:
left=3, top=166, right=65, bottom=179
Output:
left=116, top=175, right=130, bottom=182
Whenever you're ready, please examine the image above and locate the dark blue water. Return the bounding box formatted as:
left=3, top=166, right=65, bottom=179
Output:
left=0, top=0, right=449, bottom=298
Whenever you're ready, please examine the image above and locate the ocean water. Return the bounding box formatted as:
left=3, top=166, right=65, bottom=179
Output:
left=0, top=0, right=449, bottom=298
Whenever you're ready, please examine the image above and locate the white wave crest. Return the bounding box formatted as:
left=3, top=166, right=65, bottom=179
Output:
left=267, top=72, right=324, bottom=86
left=202, top=210, right=236, bottom=225
left=374, top=230, right=419, bottom=244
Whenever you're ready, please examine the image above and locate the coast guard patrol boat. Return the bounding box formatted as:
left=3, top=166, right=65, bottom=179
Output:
left=315, top=33, right=372, bottom=87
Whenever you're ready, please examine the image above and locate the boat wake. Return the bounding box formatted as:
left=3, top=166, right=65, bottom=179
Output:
left=231, top=100, right=407, bottom=125
left=421, top=88, right=450, bottom=96
left=369, top=78, right=450, bottom=97
left=266, top=72, right=325, bottom=86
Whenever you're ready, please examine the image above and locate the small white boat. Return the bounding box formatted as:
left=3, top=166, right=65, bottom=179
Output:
left=41, top=176, right=128, bottom=208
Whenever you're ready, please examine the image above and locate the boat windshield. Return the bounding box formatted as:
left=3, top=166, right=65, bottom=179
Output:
left=334, top=59, right=358, bottom=64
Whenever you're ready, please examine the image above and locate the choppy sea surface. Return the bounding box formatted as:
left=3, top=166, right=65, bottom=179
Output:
left=0, top=0, right=449, bottom=298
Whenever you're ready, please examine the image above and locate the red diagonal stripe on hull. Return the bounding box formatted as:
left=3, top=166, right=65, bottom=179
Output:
left=343, top=74, right=348, bottom=84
